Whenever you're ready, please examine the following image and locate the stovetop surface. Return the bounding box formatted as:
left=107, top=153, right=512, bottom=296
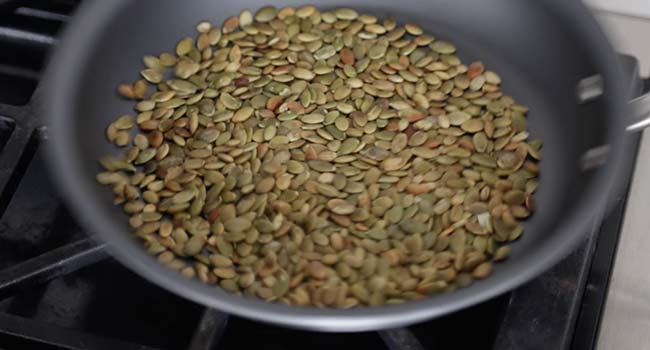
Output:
left=0, top=1, right=644, bottom=349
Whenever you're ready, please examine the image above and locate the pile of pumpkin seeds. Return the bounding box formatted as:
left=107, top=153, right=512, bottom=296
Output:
left=98, top=5, right=541, bottom=308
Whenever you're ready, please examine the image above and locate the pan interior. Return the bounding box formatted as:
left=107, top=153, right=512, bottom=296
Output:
left=50, top=0, right=623, bottom=330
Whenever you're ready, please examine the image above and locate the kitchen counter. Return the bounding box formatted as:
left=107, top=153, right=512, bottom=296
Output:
left=586, top=4, right=650, bottom=350
left=598, top=133, right=650, bottom=349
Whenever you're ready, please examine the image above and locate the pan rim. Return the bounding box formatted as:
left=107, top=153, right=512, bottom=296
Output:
left=43, top=0, right=630, bottom=331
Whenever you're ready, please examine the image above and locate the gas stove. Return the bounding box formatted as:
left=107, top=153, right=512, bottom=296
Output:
left=0, top=2, right=644, bottom=349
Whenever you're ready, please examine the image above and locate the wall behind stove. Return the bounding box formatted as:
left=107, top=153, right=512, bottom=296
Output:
left=588, top=7, right=650, bottom=75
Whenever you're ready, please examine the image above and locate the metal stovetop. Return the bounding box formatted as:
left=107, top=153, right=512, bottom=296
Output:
left=0, top=1, right=645, bottom=349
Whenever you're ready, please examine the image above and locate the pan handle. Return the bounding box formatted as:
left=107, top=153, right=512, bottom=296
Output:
left=626, top=89, right=650, bottom=133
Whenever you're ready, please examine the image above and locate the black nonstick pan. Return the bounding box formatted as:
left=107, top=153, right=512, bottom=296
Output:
left=43, top=0, right=650, bottom=331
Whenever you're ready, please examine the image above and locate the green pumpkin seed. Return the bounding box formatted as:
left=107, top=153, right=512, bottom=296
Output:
left=314, top=45, right=336, bottom=60
left=175, top=59, right=200, bottom=79
left=335, top=8, right=358, bottom=20
left=140, top=69, right=163, bottom=84
left=447, top=111, right=471, bottom=126
left=232, top=106, right=254, bottom=122
left=300, top=113, right=325, bottom=124
left=224, top=217, right=252, bottom=232
left=327, top=199, right=356, bottom=215
left=431, top=40, right=456, bottom=54
left=339, top=138, right=360, bottom=155
left=255, top=6, right=277, bottom=22
left=113, top=115, right=133, bottom=130
left=184, top=235, right=206, bottom=256
left=168, top=79, right=197, bottom=93
left=99, top=7, right=539, bottom=308
left=399, top=219, right=427, bottom=234
left=461, top=119, right=484, bottom=133
left=308, top=160, right=335, bottom=172
left=176, top=37, right=194, bottom=56
left=292, top=67, right=315, bottom=80
left=220, top=93, right=241, bottom=110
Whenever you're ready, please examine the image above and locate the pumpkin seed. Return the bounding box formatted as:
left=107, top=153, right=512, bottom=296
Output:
left=335, top=8, right=358, bottom=20
left=239, top=10, right=253, bottom=27
left=339, top=138, right=360, bottom=155
left=175, top=37, right=194, bottom=56
left=431, top=40, right=456, bottom=54
left=461, top=119, right=484, bottom=133
left=255, top=6, right=277, bottom=22
left=404, top=24, right=423, bottom=35
left=224, top=217, right=252, bottom=232
left=327, top=199, right=356, bottom=215
left=140, top=69, right=163, bottom=84
left=314, top=45, right=336, bottom=60
left=98, top=7, right=538, bottom=308
left=447, top=111, right=471, bottom=126
left=220, top=93, right=241, bottom=110
left=232, top=106, right=254, bottom=122
left=291, top=67, right=315, bottom=80
left=184, top=235, right=206, bottom=256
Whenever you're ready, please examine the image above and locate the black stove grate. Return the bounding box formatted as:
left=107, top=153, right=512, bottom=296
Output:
left=0, top=2, right=644, bottom=349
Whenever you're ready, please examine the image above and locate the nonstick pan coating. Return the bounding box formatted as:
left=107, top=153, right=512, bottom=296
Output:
left=44, top=0, right=629, bottom=331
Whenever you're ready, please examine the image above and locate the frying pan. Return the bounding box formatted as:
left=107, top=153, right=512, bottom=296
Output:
left=43, top=0, right=650, bottom=331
